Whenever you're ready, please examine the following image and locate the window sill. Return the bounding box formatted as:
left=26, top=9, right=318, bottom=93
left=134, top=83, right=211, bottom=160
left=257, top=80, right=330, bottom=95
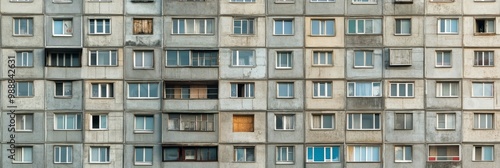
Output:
left=54, top=129, right=82, bottom=131
left=230, top=97, right=255, bottom=99
left=436, top=96, right=459, bottom=98
left=90, top=129, right=109, bottom=131
left=14, top=66, right=34, bottom=68
left=388, top=96, right=415, bottom=98
left=306, top=161, right=341, bottom=163
left=471, top=96, right=494, bottom=98
left=88, top=65, right=119, bottom=67
left=309, top=34, right=336, bottom=37
left=9, top=1, right=33, bottom=3
left=90, top=97, right=114, bottom=99
left=233, top=161, right=256, bottom=163
left=394, top=129, right=413, bottom=131
left=347, top=96, right=382, bottom=98
left=436, top=129, right=456, bottom=131
left=54, top=162, right=73, bottom=164
left=89, top=162, right=111, bottom=164
left=347, top=129, right=381, bottom=131
left=134, top=130, right=154, bottom=134
left=87, top=1, right=112, bottom=3
left=134, top=162, right=153, bottom=166
left=127, top=97, right=160, bottom=100
left=312, top=97, right=332, bottom=99
left=275, top=67, right=293, bottom=69
left=55, top=96, right=73, bottom=99
left=133, top=67, right=155, bottom=70
left=171, top=33, right=215, bottom=36
left=474, top=33, right=496, bottom=36
left=346, top=33, right=381, bottom=36
left=346, top=161, right=381, bottom=163
left=15, top=130, right=33, bottom=133
left=230, top=34, right=256, bottom=37
left=473, top=65, right=495, bottom=67
left=165, top=66, right=219, bottom=68
left=310, top=128, right=334, bottom=131
left=353, top=66, right=374, bottom=69
left=168, top=130, right=215, bottom=132
left=351, top=2, right=377, bottom=5
left=312, top=64, right=333, bottom=67
left=276, top=162, right=294, bottom=165
left=395, top=160, right=413, bottom=163
left=472, top=128, right=494, bottom=130
left=472, top=160, right=495, bottom=162
left=274, top=1, right=295, bottom=4
left=275, top=129, right=295, bottom=131
left=277, top=97, right=294, bottom=99
left=88, top=33, right=111, bottom=35
left=16, top=96, right=35, bottom=98
left=429, top=0, right=455, bottom=3
left=53, top=35, right=73, bottom=37
left=435, top=65, right=452, bottom=68
left=230, top=65, right=256, bottom=68
left=473, top=0, right=496, bottom=2
left=13, top=34, right=34, bottom=37
left=437, top=33, right=459, bottom=35
left=12, top=162, right=33, bottom=164
left=273, top=34, right=294, bottom=36
left=394, top=33, right=412, bottom=36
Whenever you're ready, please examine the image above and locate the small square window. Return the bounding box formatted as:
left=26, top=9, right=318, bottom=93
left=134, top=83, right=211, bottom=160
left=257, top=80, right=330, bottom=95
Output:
left=276, top=146, right=294, bottom=164
left=233, top=18, right=254, bottom=35
left=134, top=51, right=154, bottom=69
left=313, top=82, right=332, bottom=98
left=233, top=115, right=254, bottom=132
left=13, top=147, right=32, bottom=163
left=274, top=19, right=293, bottom=35
left=90, top=114, right=108, bottom=130
left=473, top=146, right=494, bottom=161
left=354, top=50, right=373, bottom=68
left=474, top=51, right=494, bottom=66
left=395, top=145, right=412, bottom=162
left=54, top=146, right=72, bottom=163
left=394, top=113, right=413, bottom=130
left=313, top=51, right=333, bottom=66
left=275, top=114, right=295, bottom=130
left=472, top=82, right=493, bottom=97
left=276, top=51, right=292, bottom=69
left=475, top=19, right=495, bottom=34
left=438, top=18, right=458, bottom=34
left=436, top=51, right=452, bottom=67
left=55, top=81, right=72, bottom=97
left=16, top=81, right=34, bottom=97
left=13, top=18, right=33, bottom=36
left=135, top=115, right=154, bottom=132
left=311, top=114, right=334, bottom=129
left=474, top=113, right=493, bottom=129
left=436, top=113, right=455, bottom=130
left=16, top=114, right=33, bottom=132
left=133, top=18, right=153, bottom=35
left=277, top=82, right=294, bottom=98
left=53, top=19, right=73, bottom=36
left=16, top=51, right=34, bottom=67
left=135, top=147, right=153, bottom=165
left=395, top=19, right=411, bottom=35
left=311, top=19, right=335, bottom=36
left=90, top=147, right=110, bottom=163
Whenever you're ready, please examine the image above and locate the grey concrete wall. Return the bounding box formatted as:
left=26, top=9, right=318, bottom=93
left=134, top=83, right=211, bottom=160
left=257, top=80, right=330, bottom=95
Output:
left=125, top=0, right=162, bottom=15
left=83, top=16, right=125, bottom=47
left=463, top=17, right=500, bottom=47
left=463, top=49, right=500, bottom=79
left=425, top=0, right=462, bottom=15
left=267, top=80, right=304, bottom=110
left=1, top=0, right=43, bottom=14
left=268, top=0, right=304, bottom=15
left=305, top=111, right=345, bottom=143
left=219, top=80, right=267, bottom=111
left=83, top=111, right=123, bottom=143
left=84, top=0, right=123, bottom=15
left=123, top=145, right=162, bottom=168
left=385, top=111, right=426, bottom=143
left=125, top=112, right=161, bottom=143
left=462, top=80, right=498, bottom=110
left=219, top=112, right=266, bottom=143
left=2, top=112, right=44, bottom=143
left=305, top=17, right=345, bottom=48
left=124, top=17, right=163, bottom=47
left=2, top=80, right=45, bottom=110
left=45, top=16, right=82, bottom=47
left=163, top=67, right=219, bottom=80
left=266, top=144, right=304, bottom=168
left=46, top=111, right=83, bottom=142
left=82, top=144, right=123, bottom=168
left=305, top=0, right=345, bottom=15
left=165, top=0, right=218, bottom=16
left=219, top=17, right=266, bottom=47
left=305, top=49, right=345, bottom=79
left=81, top=48, right=124, bottom=79
left=424, top=16, right=463, bottom=47
left=425, top=48, right=463, bottom=79
left=45, top=80, right=83, bottom=110
left=1, top=49, right=45, bottom=79
left=305, top=80, right=345, bottom=110
left=45, top=143, right=83, bottom=168
left=383, top=0, right=425, bottom=15
left=426, top=111, right=462, bottom=143
left=1, top=144, right=44, bottom=168
left=220, top=0, right=265, bottom=15
left=385, top=80, right=425, bottom=110
left=384, top=144, right=427, bottom=168
left=45, top=0, right=83, bottom=14
left=267, top=112, right=304, bottom=143
left=266, top=17, right=304, bottom=48
left=462, top=144, right=500, bottom=168
left=84, top=80, right=124, bottom=111
left=462, top=112, right=500, bottom=142
left=1, top=15, right=44, bottom=48
left=268, top=49, right=304, bottom=79
left=425, top=80, right=462, bottom=110
left=346, top=49, right=383, bottom=79
left=219, top=144, right=266, bottom=168
left=383, top=48, right=424, bottom=79
left=123, top=48, right=162, bottom=80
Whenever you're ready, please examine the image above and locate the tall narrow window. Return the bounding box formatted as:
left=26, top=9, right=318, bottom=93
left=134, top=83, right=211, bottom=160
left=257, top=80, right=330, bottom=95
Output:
left=134, top=51, right=154, bottom=69
left=133, top=18, right=153, bottom=35
left=55, top=81, right=72, bottom=97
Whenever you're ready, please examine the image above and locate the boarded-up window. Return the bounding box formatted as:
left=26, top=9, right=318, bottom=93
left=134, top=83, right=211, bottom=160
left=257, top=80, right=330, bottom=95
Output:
left=133, top=18, right=153, bottom=34
left=233, top=115, right=254, bottom=132
left=390, top=49, right=412, bottom=66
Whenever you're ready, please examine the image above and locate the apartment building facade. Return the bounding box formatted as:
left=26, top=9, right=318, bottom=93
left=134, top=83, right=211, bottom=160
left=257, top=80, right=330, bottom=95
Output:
left=0, top=0, right=500, bottom=168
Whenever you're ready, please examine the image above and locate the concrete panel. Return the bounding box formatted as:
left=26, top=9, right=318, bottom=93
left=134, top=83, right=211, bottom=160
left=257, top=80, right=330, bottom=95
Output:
left=462, top=80, right=496, bottom=110
left=83, top=144, right=123, bottom=168
left=84, top=112, right=123, bottom=143
left=1, top=15, right=44, bottom=48
left=219, top=17, right=266, bottom=47
left=220, top=0, right=265, bottom=15
left=306, top=162, right=343, bottom=168
left=346, top=35, right=383, bottom=48
left=383, top=48, right=424, bottom=79
left=123, top=145, right=162, bottom=168
left=305, top=17, right=345, bottom=48
left=384, top=144, right=427, bottom=168
left=84, top=0, right=124, bottom=14
left=45, top=0, right=83, bottom=14
left=426, top=112, right=462, bottom=143
left=268, top=49, right=304, bottom=79
left=165, top=0, right=218, bottom=16
left=1, top=144, right=44, bottom=168
left=163, top=68, right=219, bottom=80
left=462, top=144, right=500, bottom=168
left=1, top=49, right=44, bottom=79
left=425, top=48, right=463, bottom=79
left=125, top=113, right=161, bottom=143
left=81, top=48, right=124, bottom=79
left=463, top=1, right=500, bottom=15
left=45, top=67, right=82, bottom=80
left=266, top=144, right=304, bottom=168
left=305, top=49, right=345, bottom=79
left=305, top=0, right=345, bottom=15
left=2, top=80, right=45, bottom=110
left=383, top=0, right=425, bottom=15
left=346, top=1, right=383, bottom=16
left=424, top=16, right=463, bottom=47
left=219, top=80, right=267, bottom=111
left=162, top=113, right=218, bottom=143
left=383, top=17, right=425, bottom=47
left=2, top=112, right=44, bottom=143
left=123, top=48, right=162, bottom=80
left=425, top=0, right=462, bottom=15
left=164, top=99, right=218, bottom=111
left=425, top=80, right=462, bottom=110
left=1, top=0, right=43, bottom=14
left=305, top=111, right=345, bottom=143
left=385, top=80, right=425, bottom=110
left=385, top=111, right=426, bottom=143
left=267, top=0, right=304, bottom=15
left=84, top=16, right=124, bottom=47
left=266, top=17, right=304, bottom=48
left=426, top=162, right=461, bottom=168
left=346, top=49, right=383, bottom=79
left=346, top=98, right=383, bottom=110
left=305, top=80, right=345, bottom=110
left=463, top=17, right=500, bottom=47
left=164, top=17, right=218, bottom=48
left=345, top=162, right=381, bottom=168
left=125, top=99, right=162, bottom=111
left=463, top=49, right=500, bottom=79
left=462, top=112, right=500, bottom=142
left=46, top=112, right=83, bottom=142
left=125, top=0, right=162, bottom=15
left=84, top=80, right=124, bottom=111
left=124, top=17, right=162, bottom=47
left=345, top=130, right=383, bottom=143
left=45, top=16, right=83, bottom=47
left=45, top=80, right=83, bottom=110
left=163, top=162, right=219, bottom=168
left=267, top=112, right=304, bottom=143
left=219, top=112, right=266, bottom=143
left=45, top=144, right=83, bottom=168
left=219, top=144, right=266, bottom=168
left=268, top=80, right=304, bottom=111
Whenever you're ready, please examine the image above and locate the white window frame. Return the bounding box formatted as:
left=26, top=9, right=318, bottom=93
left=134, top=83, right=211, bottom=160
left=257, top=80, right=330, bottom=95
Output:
left=275, top=114, right=295, bottom=130
left=347, top=19, right=382, bottom=34
left=347, top=81, right=382, bottom=97
left=311, top=19, right=335, bottom=36
left=473, top=146, right=494, bottom=161
left=89, top=50, right=118, bottom=66
left=168, top=113, right=215, bottom=131
left=310, top=0, right=335, bottom=2
left=313, top=51, right=333, bottom=66
left=133, top=51, right=154, bottom=69
left=347, top=113, right=381, bottom=130
left=306, top=146, right=341, bottom=162
left=230, top=0, right=255, bottom=2
left=16, top=51, right=34, bottom=67
left=54, top=146, right=72, bottom=164
left=394, top=113, right=413, bottom=130
left=277, top=82, right=294, bottom=98
left=232, top=50, right=255, bottom=66
left=53, top=19, right=73, bottom=36
left=91, top=83, right=114, bottom=98
left=13, top=18, right=33, bottom=36
left=474, top=113, right=493, bottom=129
left=274, top=19, right=294, bottom=35
left=230, top=83, right=255, bottom=98
left=475, top=18, right=495, bottom=34
left=390, top=82, right=414, bottom=97
left=54, top=113, right=82, bottom=130
left=13, top=147, right=33, bottom=163
left=438, top=18, right=459, bottom=34
left=166, top=50, right=218, bottom=67
left=352, top=0, right=377, bottom=4
left=90, top=114, right=108, bottom=130
left=276, top=146, right=294, bottom=164
left=89, top=19, right=111, bottom=34
left=234, top=147, right=255, bottom=162
left=395, top=145, right=412, bottom=162
left=172, top=18, right=214, bottom=34
left=276, top=51, right=292, bottom=69
left=395, top=18, right=411, bottom=35
left=233, top=18, right=254, bottom=35
left=354, top=50, right=373, bottom=68
left=135, top=147, right=153, bottom=165
left=474, top=51, right=494, bottom=66
left=15, top=81, right=34, bottom=97
left=436, top=82, right=459, bottom=97
left=436, top=51, right=452, bottom=67
left=134, top=115, right=154, bottom=133
left=55, top=81, right=72, bottom=97
left=436, top=113, right=456, bottom=130
left=348, top=146, right=380, bottom=162
left=128, top=83, right=160, bottom=98
left=311, top=114, right=335, bottom=129
left=90, top=147, right=110, bottom=163
left=16, top=114, right=33, bottom=132
left=313, top=82, right=332, bottom=98
left=472, top=82, right=494, bottom=97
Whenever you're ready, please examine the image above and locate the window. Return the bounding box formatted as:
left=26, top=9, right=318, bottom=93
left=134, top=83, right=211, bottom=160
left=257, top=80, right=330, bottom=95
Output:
left=90, top=114, right=108, bottom=130
left=16, top=51, right=34, bottom=67
left=276, top=146, right=294, bottom=164
left=474, top=51, right=494, bottom=66
left=389, top=49, right=412, bottom=66
left=347, top=82, right=381, bottom=97
left=430, top=0, right=454, bottom=2
left=90, top=147, right=109, bottom=163
left=14, top=18, right=33, bottom=35
left=438, top=19, right=458, bottom=34
left=277, top=82, right=294, bottom=98
left=348, top=146, right=380, bottom=162
left=276, top=51, right=292, bottom=69
left=312, top=114, right=334, bottom=129
left=231, top=83, right=255, bottom=98
left=275, top=114, right=294, bottom=130
left=163, top=146, right=217, bottom=161
left=46, top=53, right=80, bottom=67
left=135, top=115, right=154, bottom=132
left=474, top=113, right=493, bottom=129
left=352, top=0, right=377, bottom=3
left=474, top=146, right=494, bottom=161
left=311, top=0, right=335, bottom=2
left=231, top=0, right=255, bottom=2
left=311, top=19, right=335, bottom=36
left=54, top=146, right=72, bottom=163
left=313, top=51, right=333, bottom=66
left=133, top=18, right=153, bottom=35
left=347, top=19, right=382, bottom=34
left=166, top=50, right=218, bottom=67
left=165, top=82, right=218, bottom=99
left=89, top=19, right=110, bottom=34
left=436, top=113, right=455, bottom=130
left=474, top=0, right=495, bottom=2
left=53, top=19, right=72, bottom=36
left=395, top=19, right=411, bottom=35
left=234, top=147, right=255, bottom=162
left=232, top=50, right=254, bottom=66
left=134, top=51, right=154, bottom=69
left=428, top=145, right=460, bottom=161
left=354, top=50, right=373, bottom=68
left=16, top=81, right=34, bottom=97
left=233, top=115, right=254, bottom=132
left=172, top=19, right=214, bottom=34
left=475, top=19, right=495, bottom=34
left=276, top=0, right=294, bottom=2
left=436, top=82, right=459, bottom=97
left=394, top=113, right=413, bottom=130
left=390, top=82, right=414, bottom=97
left=10, top=0, right=34, bottom=2
left=53, top=0, right=73, bottom=2
left=168, top=113, right=214, bottom=131
left=395, top=145, right=412, bottom=162
left=473, top=82, right=493, bottom=97
left=13, top=147, right=32, bottom=163
left=128, top=83, right=159, bottom=98
left=55, top=81, right=72, bottom=97
left=16, top=114, right=33, bottom=132
left=274, top=19, right=293, bottom=35
left=233, top=18, right=254, bottom=34
left=55, top=113, right=82, bottom=130
left=91, top=83, right=113, bottom=98
left=89, top=50, right=117, bottom=66
left=306, top=146, right=340, bottom=162
left=436, top=51, right=451, bottom=67
left=313, top=82, right=332, bottom=98
left=135, top=147, right=153, bottom=165
left=347, top=113, right=380, bottom=130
